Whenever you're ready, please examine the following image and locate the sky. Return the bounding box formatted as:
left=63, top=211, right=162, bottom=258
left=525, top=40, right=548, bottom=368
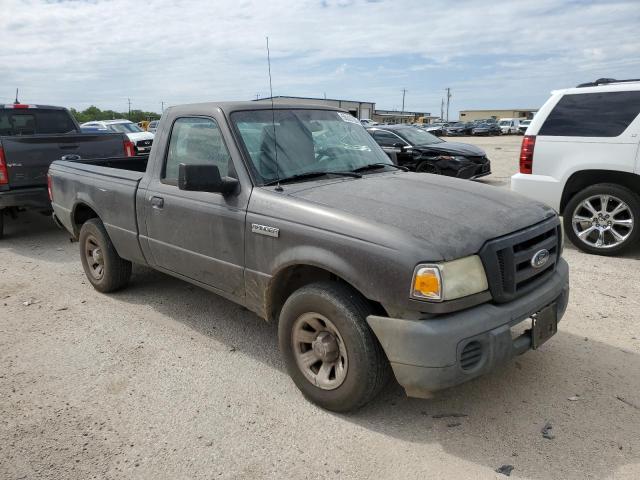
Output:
left=1, top=0, right=639, bottom=119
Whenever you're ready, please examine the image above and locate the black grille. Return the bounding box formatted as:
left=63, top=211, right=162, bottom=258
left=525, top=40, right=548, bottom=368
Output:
left=460, top=341, right=483, bottom=370
left=479, top=217, right=561, bottom=303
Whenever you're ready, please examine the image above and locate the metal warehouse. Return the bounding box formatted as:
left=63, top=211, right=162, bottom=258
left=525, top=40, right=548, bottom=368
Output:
left=254, top=96, right=375, bottom=120
left=459, top=109, right=537, bottom=122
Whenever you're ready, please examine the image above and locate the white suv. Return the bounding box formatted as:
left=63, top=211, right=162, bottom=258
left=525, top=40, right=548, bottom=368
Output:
left=511, top=78, right=640, bottom=255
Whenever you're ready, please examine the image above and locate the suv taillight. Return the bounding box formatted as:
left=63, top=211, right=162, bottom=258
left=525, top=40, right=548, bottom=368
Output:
left=47, top=173, right=53, bottom=201
left=0, top=146, right=8, bottom=185
left=123, top=139, right=135, bottom=157
left=519, top=135, right=536, bottom=174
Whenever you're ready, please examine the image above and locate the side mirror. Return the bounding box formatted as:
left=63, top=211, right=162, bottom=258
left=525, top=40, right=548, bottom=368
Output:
left=393, top=142, right=410, bottom=152
left=178, top=163, right=238, bottom=195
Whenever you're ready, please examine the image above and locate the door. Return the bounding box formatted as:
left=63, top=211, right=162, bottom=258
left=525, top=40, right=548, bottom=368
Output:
left=372, top=129, right=412, bottom=165
left=143, top=116, right=247, bottom=295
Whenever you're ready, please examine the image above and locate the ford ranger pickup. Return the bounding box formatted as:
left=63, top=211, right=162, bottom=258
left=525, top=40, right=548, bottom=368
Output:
left=48, top=102, right=570, bottom=412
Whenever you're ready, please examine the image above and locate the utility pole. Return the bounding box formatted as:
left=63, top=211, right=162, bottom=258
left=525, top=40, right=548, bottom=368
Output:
left=440, top=98, right=444, bottom=121
left=445, top=88, right=452, bottom=122
left=14, top=88, right=19, bottom=104
left=127, top=98, right=131, bottom=119
left=401, top=88, right=407, bottom=114
left=161, top=101, right=165, bottom=112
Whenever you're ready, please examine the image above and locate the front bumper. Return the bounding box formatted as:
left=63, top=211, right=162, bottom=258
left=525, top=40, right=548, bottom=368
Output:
left=367, top=258, right=569, bottom=398
left=0, top=186, right=50, bottom=209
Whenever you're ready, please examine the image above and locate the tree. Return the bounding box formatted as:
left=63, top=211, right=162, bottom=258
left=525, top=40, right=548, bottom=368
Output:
left=69, top=106, right=160, bottom=124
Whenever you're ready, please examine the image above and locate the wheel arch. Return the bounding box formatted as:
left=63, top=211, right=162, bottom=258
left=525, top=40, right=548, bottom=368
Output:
left=265, top=262, right=387, bottom=323
left=560, top=170, right=640, bottom=214
left=71, top=201, right=100, bottom=238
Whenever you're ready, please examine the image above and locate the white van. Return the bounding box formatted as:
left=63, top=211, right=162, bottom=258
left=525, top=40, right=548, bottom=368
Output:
left=498, top=118, right=522, bottom=134
left=511, top=78, right=640, bottom=255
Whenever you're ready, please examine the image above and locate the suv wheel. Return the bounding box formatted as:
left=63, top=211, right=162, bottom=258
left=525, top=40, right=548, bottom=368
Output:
left=278, top=282, right=390, bottom=412
left=79, top=218, right=132, bottom=292
left=564, top=183, right=640, bottom=255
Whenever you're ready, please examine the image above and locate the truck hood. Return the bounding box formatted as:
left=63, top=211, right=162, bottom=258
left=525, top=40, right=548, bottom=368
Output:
left=285, top=172, right=556, bottom=260
left=414, top=141, right=485, bottom=157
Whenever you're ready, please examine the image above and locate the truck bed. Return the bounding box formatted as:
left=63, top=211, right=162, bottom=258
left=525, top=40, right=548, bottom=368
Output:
left=49, top=155, right=150, bottom=265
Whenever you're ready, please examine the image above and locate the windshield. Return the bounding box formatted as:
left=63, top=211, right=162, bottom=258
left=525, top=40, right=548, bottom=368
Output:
left=231, top=109, right=392, bottom=185
left=394, top=127, right=443, bottom=146
left=108, top=122, right=143, bottom=133
left=499, top=120, right=511, bottom=126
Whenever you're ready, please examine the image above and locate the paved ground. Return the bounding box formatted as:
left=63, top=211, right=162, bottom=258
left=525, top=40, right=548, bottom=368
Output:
left=1, top=135, right=639, bottom=479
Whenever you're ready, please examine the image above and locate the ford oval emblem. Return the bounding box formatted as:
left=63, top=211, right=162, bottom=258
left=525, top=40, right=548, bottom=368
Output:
left=531, top=249, right=550, bottom=268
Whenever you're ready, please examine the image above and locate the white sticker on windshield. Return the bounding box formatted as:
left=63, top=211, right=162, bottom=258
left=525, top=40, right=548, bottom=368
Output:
left=337, top=112, right=360, bottom=124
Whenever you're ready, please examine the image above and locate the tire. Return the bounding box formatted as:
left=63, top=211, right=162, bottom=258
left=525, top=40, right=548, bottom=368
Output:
left=416, top=161, right=441, bottom=174
left=79, top=218, right=132, bottom=292
left=563, top=183, right=640, bottom=255
left=278, top=281, right=390, bottom=412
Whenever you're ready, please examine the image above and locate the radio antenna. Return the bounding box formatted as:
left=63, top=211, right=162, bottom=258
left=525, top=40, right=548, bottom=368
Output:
left=266, top=36, right=282, bottom=192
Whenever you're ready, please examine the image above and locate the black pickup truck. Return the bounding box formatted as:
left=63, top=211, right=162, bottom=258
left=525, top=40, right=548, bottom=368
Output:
left=49, top=102, right=569, bottom=411
left=0, top=103, right=134, bottom=237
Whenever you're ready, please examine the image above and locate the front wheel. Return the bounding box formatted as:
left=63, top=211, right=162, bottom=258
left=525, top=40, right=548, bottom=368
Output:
left=79, top=218, right=132, bottom=292
left=416, top=161, right=441, bottom=174
left=563, top=183, right=640, bottom=255
left=278, top=282, right=390, bottom=412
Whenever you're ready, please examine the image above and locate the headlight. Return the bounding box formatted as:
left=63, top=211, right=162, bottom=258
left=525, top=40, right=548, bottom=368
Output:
left=411, top=255, right=489, bottom=302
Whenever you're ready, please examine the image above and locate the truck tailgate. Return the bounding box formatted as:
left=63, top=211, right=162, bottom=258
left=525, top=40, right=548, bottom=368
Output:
left=1, top=133, right=125, bottom=189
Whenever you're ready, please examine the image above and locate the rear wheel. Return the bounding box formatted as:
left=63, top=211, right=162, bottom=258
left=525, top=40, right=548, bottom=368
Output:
left=79, top=218, right=132, bottom=292
left=278, top=282, right=390, bottom=412
left=564, top=183, right=640, bottom=255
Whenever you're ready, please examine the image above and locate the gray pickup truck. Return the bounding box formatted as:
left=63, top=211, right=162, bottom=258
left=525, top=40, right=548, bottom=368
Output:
left=49, top=102, right=570, bottom=412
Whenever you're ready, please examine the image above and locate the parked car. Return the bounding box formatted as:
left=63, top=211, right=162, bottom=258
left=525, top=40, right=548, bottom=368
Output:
left=147, top=120, right=160, bottom=133
left=367, top=125, right=491, bottom=178
left=511, top=78, right=640, bottom=255
left=0, top=102, right=134, bottom=238
left=359, top=119, right=377, bottom=127
left=423, top=123, right=446, bottom=136
left=81, top=119, right=154, bottom=155
left=50, top=101, right=568, bottom=412
left=498, top=118, right=522, bottom=134
left=472, top=122, right=502, bottom=136
left=444, top=122, right=472, bottom=136
left=517, top=119, right=532, bottom=135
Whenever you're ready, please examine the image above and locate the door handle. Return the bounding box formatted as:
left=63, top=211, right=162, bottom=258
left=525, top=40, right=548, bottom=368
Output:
left=150, top=196, right=164, bottom=209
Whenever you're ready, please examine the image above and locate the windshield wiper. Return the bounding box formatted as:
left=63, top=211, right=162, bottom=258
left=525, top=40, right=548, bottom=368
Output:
left=351, top=163, right=409, bottom=173
left=263, top=170, right=362, bottom=186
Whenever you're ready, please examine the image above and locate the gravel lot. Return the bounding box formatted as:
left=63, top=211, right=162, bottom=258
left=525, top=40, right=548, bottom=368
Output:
left=1, top=135, right=639, bottom=479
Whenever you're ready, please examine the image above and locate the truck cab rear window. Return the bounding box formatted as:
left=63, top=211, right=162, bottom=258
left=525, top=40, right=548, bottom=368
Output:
left=539, top=91, right=640, bottom=137
left=0, top=109, right=77, bottom=136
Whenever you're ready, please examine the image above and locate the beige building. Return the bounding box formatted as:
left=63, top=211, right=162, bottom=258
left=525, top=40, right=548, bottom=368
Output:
left=459, top=109, right=537, bottom=122
left=254, top=96, right=375, bottom=120
left=371, top=110, right=430, bottom=124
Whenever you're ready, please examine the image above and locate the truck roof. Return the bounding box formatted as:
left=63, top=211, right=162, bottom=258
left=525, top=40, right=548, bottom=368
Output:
left=166, top=101, right=348, bottom=116
left=1, top=103, right=68, bottom=110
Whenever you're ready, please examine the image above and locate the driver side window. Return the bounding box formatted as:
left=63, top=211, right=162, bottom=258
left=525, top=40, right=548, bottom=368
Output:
left=373, top=130, right=402, bottom=147
left=163, top=117, right=231, bottom=184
